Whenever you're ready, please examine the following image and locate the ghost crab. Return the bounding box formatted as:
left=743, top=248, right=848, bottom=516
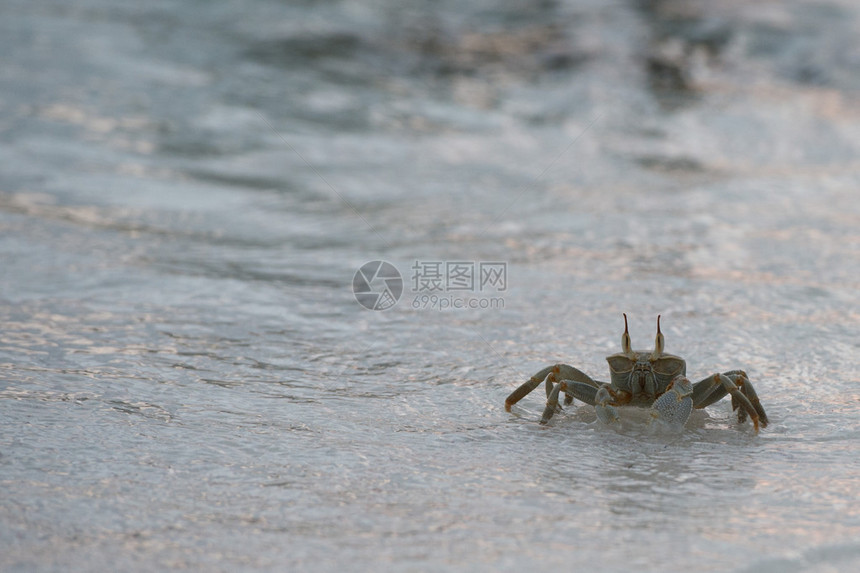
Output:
left=505, top=314, right=768, bottom=432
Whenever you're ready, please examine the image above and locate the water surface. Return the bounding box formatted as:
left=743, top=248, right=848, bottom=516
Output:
left=1, top=0, right=859, bottom=571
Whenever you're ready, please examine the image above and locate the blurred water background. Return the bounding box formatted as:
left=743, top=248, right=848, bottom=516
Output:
left=1, top=0, right=859, bottom=571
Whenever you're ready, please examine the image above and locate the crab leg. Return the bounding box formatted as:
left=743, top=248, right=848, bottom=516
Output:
left=565, top=379, right=602, bottom=405
left=540, top=377, right=609, bottom=424
left=541, top=381, right=566, bottom=424
left=505, top=364, right=598, bottom=412
left=727, top=370, right=768, bottom=427
left=540, top=366, right=605, bottom=424
left=504, top=365, right=555, bottom=412
left=554, top=365, right=601, bottom=405
left=691, top=371, right=768, bottom=431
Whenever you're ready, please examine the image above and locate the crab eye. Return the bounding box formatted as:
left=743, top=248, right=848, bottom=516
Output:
left=607, top=355, right=634, bottom=374
left=651, top=357, right=685, bottom=377
left=652, top=315, right=664, bottom=358
left=621, top=313, right=632, bottom=355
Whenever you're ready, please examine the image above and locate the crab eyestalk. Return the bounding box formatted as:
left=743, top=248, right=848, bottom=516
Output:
left=621, top=313, right=633, bottom=357
left=652, top=315, right=664, bottom=359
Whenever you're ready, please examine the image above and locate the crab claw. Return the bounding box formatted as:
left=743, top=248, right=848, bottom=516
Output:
left=650, top=375, right=693, bottom=430
left=595, top=386, right=620, bottom=425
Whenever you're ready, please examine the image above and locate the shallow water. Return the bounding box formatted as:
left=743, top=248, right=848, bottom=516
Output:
left=1, top=0, right=859, bottom=571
